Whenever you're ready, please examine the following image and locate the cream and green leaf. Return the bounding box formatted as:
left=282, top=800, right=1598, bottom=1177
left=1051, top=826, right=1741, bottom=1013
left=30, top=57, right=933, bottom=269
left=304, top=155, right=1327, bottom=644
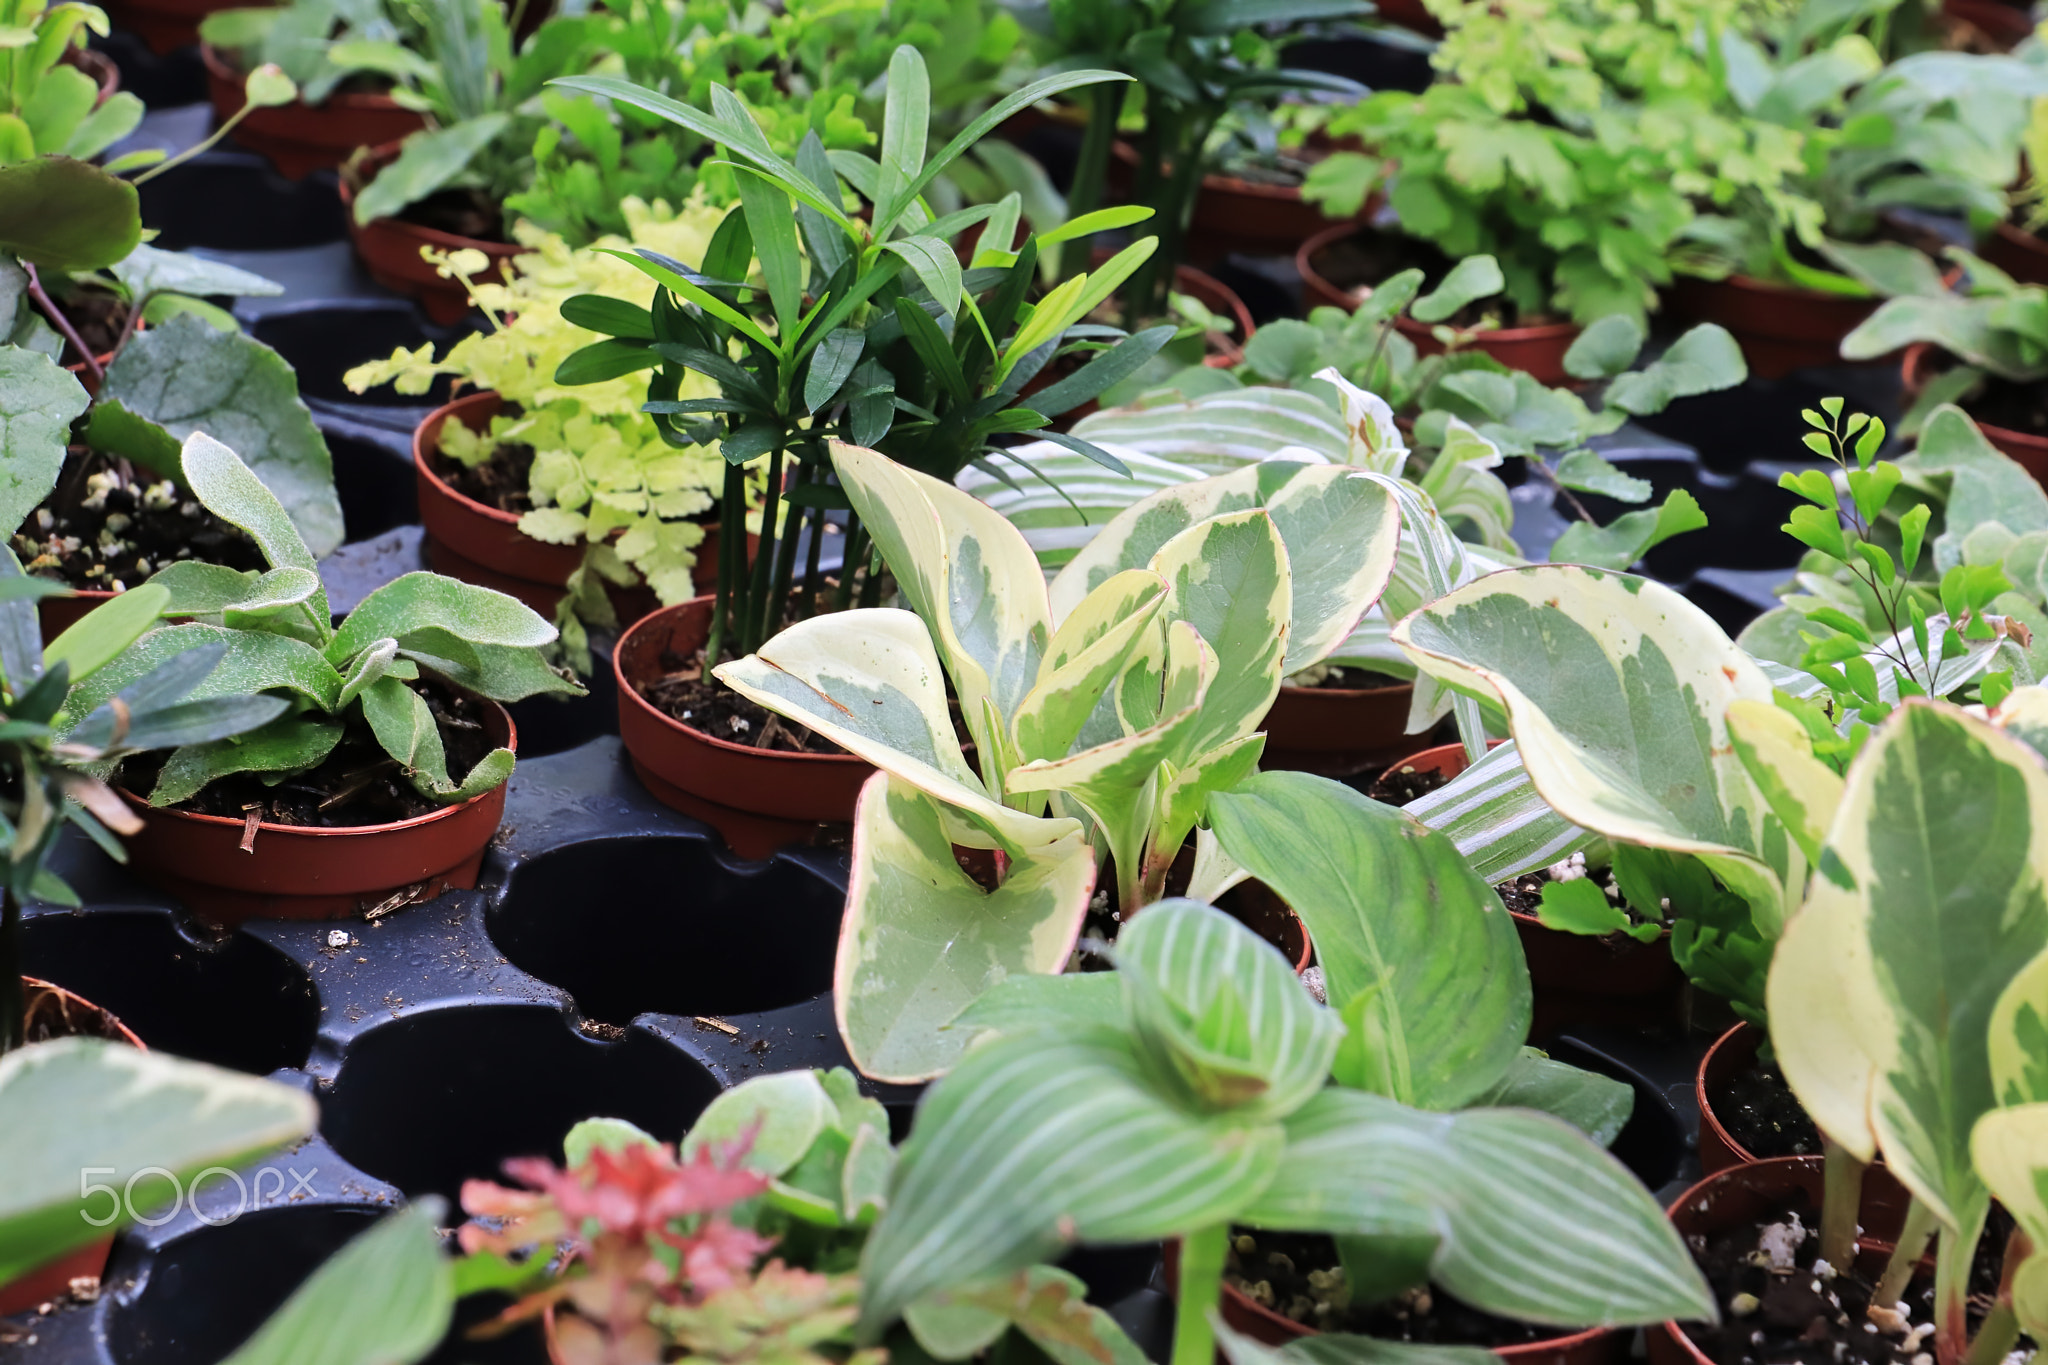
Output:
left=717, top=439, right=1402, bottom=1081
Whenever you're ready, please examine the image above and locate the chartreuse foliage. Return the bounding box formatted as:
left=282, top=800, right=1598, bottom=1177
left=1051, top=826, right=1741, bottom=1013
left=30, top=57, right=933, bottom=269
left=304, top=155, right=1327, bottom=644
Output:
left=59, top=432, right=579, bottom=807
left=715, top=440, right=1400, bottom=1082
left=0, top=0, right=143, bottom=163
left=552, top=44, right=1167, bottom=664
left=859, top=897, right=1710, bottom=1365
left=1768, top=699, right=2048, bottom=1365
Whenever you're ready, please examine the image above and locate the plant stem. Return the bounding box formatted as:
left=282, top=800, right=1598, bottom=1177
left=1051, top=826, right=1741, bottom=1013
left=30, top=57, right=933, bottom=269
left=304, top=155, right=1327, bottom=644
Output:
left=0, top=888, right=21, bottom=1056
left=746, top=443, right=786, bottom=654
left=1172, top=1225, right=1229, bottom=1365
left=1819, top=1138, right=1866, bottom=1273
left=1934, top=1221, right=1976, bottom=1365
left=130, top=96, right=263, bottom=186
left=1059, top=83, right=1123, bottom=281
left=707, top=461, right=746, bottom=669
left=765, top=458, right=809, bottom=637
left=24, top=263, right=101, bottom=383
left=1873, top=1198, right=1937, bottom=1310
left=799, top=497, right=826, bottom=621
left=1961, top=1303, right=2019, bottom=1365
left=835, top=516, right=866, bottom=613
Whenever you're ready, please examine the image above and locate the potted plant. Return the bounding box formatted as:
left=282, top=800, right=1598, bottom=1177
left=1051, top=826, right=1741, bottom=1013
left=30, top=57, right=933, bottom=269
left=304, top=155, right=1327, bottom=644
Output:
left=546, top=47, right=1168, bottom=851
left=0, top=0, right=144, bottom=169
left=1656, top=692, right=2048, bottom=1365
left=196, top=0, right=428, bottom=180
left=1006, top=0, right=1367, bottom=312
left=858, top=895, right=1711, bottom=1365
left=1663, top=17, right=2047, bottom=377
left=54, top=431, right=580, bottom=926
left=714, top=433, right=1402, bottom=1080
left=1840, top=250, right=2048, bottom=480
left=1982, top=103, right=2048, bottom=287
left=345, top=202, right=741, bottom=672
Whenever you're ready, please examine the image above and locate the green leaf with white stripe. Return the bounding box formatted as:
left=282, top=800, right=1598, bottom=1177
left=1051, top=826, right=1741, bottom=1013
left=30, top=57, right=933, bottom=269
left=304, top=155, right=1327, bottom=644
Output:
left=837, top=774, right=1097, bottom=1083
left=1065, top=386, right=1349, bottom=473
left=1771, top=702, right=2048, bottom=1236
left=857, top=1024, right=1286, bottom=1329
left=715, top=609, right=1067, bottom=855
left=1239, top=1088, right=1714, bottom=1328
left=1404, top=740, right=1597, bottom=884
left=833, top=441, right=1050, bottom=786
left=1111, top=899, right=1342, bottom=1122
left=1394, top=565, right=1804, bottom=934
left=1209, top=772, right=1529, bottom=1110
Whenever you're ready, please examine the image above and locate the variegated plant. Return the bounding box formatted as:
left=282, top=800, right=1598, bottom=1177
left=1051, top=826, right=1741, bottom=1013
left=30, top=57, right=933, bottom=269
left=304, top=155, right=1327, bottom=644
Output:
left=1765, top=698, right=2048, bottom=1365
left=856, top=864, right=1711, bottom=1365
left=714, top=440, right=1400, bottom=1082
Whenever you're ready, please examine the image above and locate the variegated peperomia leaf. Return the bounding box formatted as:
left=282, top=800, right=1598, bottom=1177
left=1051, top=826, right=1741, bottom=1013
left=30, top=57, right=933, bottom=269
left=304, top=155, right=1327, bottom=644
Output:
left=1011, top=569, right=1167, bottom=766
left=1769, top=702, right=2048, bottom=1239
left=1238, top=1089, right=1714, bottom=1328
left=832, top=440, right=1049, bottom=788
left=1149, top=509, right=1290, bottom=759
left=837, top=774, right=1097, bottom=1082
left=1393, top=565, right=1804, bottom=932
left=1970, top=1101, right=2048, bottom=1340
left=1208, top=772, right=1529, bottom=1111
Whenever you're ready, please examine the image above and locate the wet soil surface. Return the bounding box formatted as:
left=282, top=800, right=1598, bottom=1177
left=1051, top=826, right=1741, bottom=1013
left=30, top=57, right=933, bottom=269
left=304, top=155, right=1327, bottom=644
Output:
left=1709, top=1056, right=1823, bottom=1158
left=399, top=186, right=506, bottom=242
left=644, top=662, right=849, bottom=756
left=1367, top=757, right=1447, bottom=807
left=443, top=441, right=535, bottom=515
left=1226, top=1229, right=1553, bottom=1344
left=13, top=449, right=265, bottom=591
left=121, top=681, right=495, bottom=827
left=22, top=980, right=133, bottom=1044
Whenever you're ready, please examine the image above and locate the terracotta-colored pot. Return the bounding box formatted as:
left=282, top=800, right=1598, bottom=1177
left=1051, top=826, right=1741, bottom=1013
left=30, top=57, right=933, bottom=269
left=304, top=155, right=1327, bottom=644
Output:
left=61, top=47, right=120, bottom=105
left=1218, top=878, right=1314, bottom=974
left=1165, top=1239, right=1623, bottom=1365
left=0, top=978, right=145, bottom=1318
left=1382, top=741, right=1683, bottom=1033
left=103, top=0, right=239, bottom=53
left=414, top=392, right=728, bottom=622
left=118, top=699, right=516, bottom=927
left=1189, top=171, right=1351, bottom=259
left=1260, top=677, right=1416, bottom=778
left=1646, top=1157, right=1919, bottom=1365
left=36, top=590, right=115, bottom=644
left=615, top=595, right=874, bottom=860
left=340, top=144, right=523, bottom=326
left=1901, top=343, right=2048, bottom=486
left=1298, top=224, right=1583, bottom=386
left=1666, top=273, right=1883, bottom=381
left=1370, top=0, right=1444, bottom=36
left=1982, top=219, right=2048, bottom=287
left=1696, top=1022, right=1765, bottom=1173
left=1172, top=263, right=1256, bottom=369
left=202, top=44, right=426, bottom=180
left=1941, top=0, right=2034, bottom=47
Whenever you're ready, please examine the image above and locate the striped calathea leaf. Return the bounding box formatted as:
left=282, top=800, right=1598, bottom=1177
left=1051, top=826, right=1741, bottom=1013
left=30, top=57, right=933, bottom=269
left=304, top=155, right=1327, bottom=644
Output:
left=860, top=900, right=1711, bottom=1365
left=1767, top=702, right=2048, bottom=1361
left=1400, top=739, right=1597, bottom=884
left=1394, top=565, right=1808, bottom=1015
left=716, top=441, right=1374, bottom=1081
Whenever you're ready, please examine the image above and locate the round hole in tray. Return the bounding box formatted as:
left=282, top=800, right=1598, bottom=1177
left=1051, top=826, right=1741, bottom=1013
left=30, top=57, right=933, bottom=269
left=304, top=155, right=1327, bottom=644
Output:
left=138, top=155, right=346, bottom=252
left=485, top=836, right=844, bottom=1023
left=319, top=1003, right=721, bottom=1204
left=106, top=1204, right=547, bottom=1365
left=19, top=910, right=318, bottom=1074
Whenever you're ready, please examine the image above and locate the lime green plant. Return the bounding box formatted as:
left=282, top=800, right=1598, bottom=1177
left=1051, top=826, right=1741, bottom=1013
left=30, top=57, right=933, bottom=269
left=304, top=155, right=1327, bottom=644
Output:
left=0, top=0, right=143, bottom=163
left=346, top=199, right=739, bottom=668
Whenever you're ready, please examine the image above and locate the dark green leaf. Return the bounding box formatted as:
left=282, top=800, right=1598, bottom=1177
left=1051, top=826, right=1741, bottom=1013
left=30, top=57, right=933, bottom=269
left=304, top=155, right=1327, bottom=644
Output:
left=0, top=157, right=141, bottom=270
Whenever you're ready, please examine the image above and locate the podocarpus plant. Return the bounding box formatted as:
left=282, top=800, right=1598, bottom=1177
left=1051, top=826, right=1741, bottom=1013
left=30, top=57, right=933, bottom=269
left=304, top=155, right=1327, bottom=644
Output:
left=551, top=45, right=1170, bottom=668
left=0, top=0, right=143, bottom=163
left=1004, top=0, right=1367, bottom=319
left=57, top=432, right=580, bottom=812
left=715, top=438, right=1401, bottom=1081
left=1840, top=249, right=2048, bottom=426
left=1303, top=0, right=1791, bottom=327
left=857, top=892, right=1713, bottom=1365
left=344, top=202, right=736, bottom=669
left=0, top=560, right=291, bottom=1052
left=1753, top=695, right=2048, bottom=1365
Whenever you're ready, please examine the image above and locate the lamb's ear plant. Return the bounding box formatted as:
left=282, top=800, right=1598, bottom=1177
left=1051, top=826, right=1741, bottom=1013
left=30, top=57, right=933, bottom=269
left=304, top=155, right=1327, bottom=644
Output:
left=859, top=891, right=1712, bottom=1365
left=57, top=432, right=580, bottom=810
left=551, top=44, right=1165, bottom=667
left=713, top=438, right=1400, bottom=1082
left=1766, top=698, right=2048, bottom=1365
left=1841, top=250, right=2048, bottom=426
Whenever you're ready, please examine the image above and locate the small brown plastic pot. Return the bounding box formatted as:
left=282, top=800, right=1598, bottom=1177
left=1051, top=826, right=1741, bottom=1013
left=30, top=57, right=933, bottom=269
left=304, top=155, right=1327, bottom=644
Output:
left=1647, top=1157, right=1919, bottom=1365
left=35, top=589, right=115, bottom=643
left=1165, top=1239, right=1624, bottom=1365
left=1260, top=677, right=1416, bottom=778
left=1298, top=224, right=1583, bottom=386
left=0, top=979, right=145, bottom=1317
left=1901, top=344, right=2048, bottom=486
left=1982, top=220, right=2048, bottom=287
left=1665, top=274, right=1881, bottom=381
left=1940, top=0, right=2033, bottom=47
left=117, top=699, right=516, bottom=927
left=1188, top=172, right=1350, bottom=261
left=1696, top=1022, right=1764, bottom=1173
left=340, top=145, right=524, bottom=325
left=61, top=46, right=120, bottom=104
left=414, top=392, right=724, bottom=622
left=202, top=44, right=426, bottom=180
left=1380, top=741, right=1682, bottom=1035
left=615, top=595, right=874, bottom=860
